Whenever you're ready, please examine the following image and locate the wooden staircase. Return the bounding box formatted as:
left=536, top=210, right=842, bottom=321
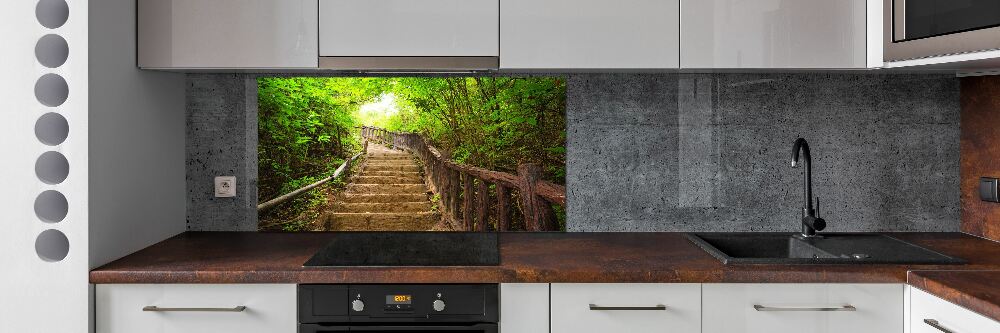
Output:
left=323, top=144, right=441, bottom=231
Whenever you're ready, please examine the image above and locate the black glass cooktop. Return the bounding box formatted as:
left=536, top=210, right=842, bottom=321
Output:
left=303, top=232, right=500, bottom=267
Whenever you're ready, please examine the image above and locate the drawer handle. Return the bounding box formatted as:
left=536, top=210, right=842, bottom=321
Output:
left=589, top=304, right=667, bottom=311
left=142, top=306, right=247, bottom=312
left=923, top=319, right=955, bottom=333
left=753, top=304, right=856, bottom=312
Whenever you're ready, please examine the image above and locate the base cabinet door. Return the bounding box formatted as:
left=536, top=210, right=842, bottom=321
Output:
left=910, top=287, right=1000, bottom=333
left=550, top=283, right=700, bottom=333
left=500, top=284, right=549, bottom=333
left=702, top=284, right=903, bottom=333
left=96, top=284, right=297, bottom=333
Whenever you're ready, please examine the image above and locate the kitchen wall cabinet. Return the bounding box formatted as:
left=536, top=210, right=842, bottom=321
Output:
left=680, top=0, right=881, bottom=68
left=500, top=0, right=680, bottom=69
left=500, top=284, right=549, bottom=333
left=137, top=0, right=318, bottom=69
left=702, top=284, right=903, bottom=333
left=909, top=287, right=1000, bottom=333
left=550, top=283, right=700, bottom=333
left=96, top=284, right=297, bottom=333
left=319, top=0, right=499, bottom=58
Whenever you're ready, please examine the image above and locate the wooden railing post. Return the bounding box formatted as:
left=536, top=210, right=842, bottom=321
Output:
left=496, top=185, right=510, bottom=231
left=448, top=169, right=460, bottom=224
left=463, top=173, right=474, bottom=231
left=518, top=163, right=556, bottom=231
left=477, top=180, right=490, bottom=231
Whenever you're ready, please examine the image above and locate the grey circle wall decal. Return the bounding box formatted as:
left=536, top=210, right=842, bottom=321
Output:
left=36, top=0, right=69, bottom=29
left=34, top=190, right=68, bottom=223
left=35, top=34, right=69, bottom=68
left=34, top=73, right=69, bottom=107
left=35, top=112, right=69, bottom=146
left=35, top=151, right=69, bottom=185
left=35, top=229, right=69, bottom=262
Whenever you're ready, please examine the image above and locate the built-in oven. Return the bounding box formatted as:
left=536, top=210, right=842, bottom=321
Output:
left=299, top=284, right=498, bottom=333
left=884, top=0, right=1000, bottom=61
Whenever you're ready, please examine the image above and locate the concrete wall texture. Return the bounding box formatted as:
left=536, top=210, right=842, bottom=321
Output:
left=186, top=74, right=259, bottom=231
left=186, top=73, right=961, bottom=232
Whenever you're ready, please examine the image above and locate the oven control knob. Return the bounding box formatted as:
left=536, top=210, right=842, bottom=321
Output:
left=432, top=299, right=446, bottom=312
left=351, top=299, right=365, bottom=312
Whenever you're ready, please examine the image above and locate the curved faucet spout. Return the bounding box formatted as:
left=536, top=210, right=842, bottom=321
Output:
left=791, top=138, right=824, bottom=237
left=791, top=138, right=813, bottom=213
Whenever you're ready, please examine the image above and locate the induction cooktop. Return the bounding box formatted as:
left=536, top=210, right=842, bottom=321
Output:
left=303, top=232, right=500, bottom=266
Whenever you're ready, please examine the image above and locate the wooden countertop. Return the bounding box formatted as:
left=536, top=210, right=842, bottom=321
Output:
left=908, top=270, right=1000, bottom=322
left=91, top=232, right=1000, bottom=284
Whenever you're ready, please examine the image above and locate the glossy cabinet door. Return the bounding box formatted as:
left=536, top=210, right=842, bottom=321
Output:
left=550, top=283, right=700, bottom=333
left=702, top=284, right=903, bottom=333
left=910, top=287, right=1000, bottom=333
left=138, top=0, right=318, bottom=69
left=96, top=284, right=297, bottom=333
left=319, top=0, right=499, bottom=57
left=500, top=0, right=680, bottom=69
left=500, top=284, right=549, bottom=333
left=681, top=0, right=871, bottom=68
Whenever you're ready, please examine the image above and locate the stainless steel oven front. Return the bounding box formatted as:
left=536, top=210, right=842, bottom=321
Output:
left=884, top=0, right=1000, bottom=61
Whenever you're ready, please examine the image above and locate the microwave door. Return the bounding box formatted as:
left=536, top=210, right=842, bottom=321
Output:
left=895, top=0, right=1000, bottom=42
left=885, top=0, right=1000, bottom=61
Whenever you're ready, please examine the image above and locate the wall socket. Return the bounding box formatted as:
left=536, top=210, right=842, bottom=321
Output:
left=215, top=176, right=236, bottom=198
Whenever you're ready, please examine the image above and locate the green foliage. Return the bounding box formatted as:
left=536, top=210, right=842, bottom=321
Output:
left=386, top=77, right=567, bottom=184
left=257, top=77, right=384, bottom=200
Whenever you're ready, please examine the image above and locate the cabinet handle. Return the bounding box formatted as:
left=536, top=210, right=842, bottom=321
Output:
left=753, top=304, right=856, bottom=312
left=923, top=319, right=955, bottom=333
left=589, top=304, right=667, bottom=311
left=142, top=306, right=247, bottom=312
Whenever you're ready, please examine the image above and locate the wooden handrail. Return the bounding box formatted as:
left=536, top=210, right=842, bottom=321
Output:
left=361, top=125, right=565, bottom=231
left=257, top=152, right=363, bottom=213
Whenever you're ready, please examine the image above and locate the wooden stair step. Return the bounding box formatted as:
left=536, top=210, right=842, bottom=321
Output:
left=339, top=193, right=429, bottom=203
left=346, top=183, right=428, bottom=195
left=333, top=202, right=433, bottom=213
left=353, top=175, right=423, bottom=184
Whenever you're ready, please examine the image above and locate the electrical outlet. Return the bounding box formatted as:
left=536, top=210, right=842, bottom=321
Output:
left=215, top=176, right=236, bottom=198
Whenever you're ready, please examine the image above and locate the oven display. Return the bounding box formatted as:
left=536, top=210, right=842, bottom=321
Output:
left=386, top=295, right=412, bottom=305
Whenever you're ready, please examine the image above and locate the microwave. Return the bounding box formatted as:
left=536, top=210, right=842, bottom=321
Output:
left=884, top=0, right=1000, bottom=62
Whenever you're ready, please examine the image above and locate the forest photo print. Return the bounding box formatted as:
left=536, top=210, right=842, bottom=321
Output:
left=257, top=77, right=567, bottom=232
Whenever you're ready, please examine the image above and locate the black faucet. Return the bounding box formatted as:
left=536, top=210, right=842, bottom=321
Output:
left=791, top=138, right=826, bottom=237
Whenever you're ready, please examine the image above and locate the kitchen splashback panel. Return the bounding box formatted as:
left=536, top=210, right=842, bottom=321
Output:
left=186, top=73, right=960, bottom=232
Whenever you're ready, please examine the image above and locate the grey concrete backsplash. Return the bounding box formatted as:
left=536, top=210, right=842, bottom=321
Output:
left=186, top=73, right=960, bottom=232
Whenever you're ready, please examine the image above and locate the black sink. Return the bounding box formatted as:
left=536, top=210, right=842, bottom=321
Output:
left=686, top=233, right=965, bottom=265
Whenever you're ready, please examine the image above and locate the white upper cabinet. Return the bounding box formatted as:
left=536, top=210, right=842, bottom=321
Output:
left=137, top=0, right=318, bottom=69
left=681, top=0, right=879, bottom=69
left=500, top=0, right=680, bottom=69
left=319, top=0, right=499, bottom=57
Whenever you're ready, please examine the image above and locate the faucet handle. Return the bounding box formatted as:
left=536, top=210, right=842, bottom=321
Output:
left=815, top=196, right=820, bottom=218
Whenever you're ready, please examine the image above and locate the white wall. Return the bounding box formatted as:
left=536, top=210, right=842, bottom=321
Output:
left=88, top=0, right=187, bottom=270
left=0, top=0, right=90, bottom=331
left=0, top=0, right=185, bottom=331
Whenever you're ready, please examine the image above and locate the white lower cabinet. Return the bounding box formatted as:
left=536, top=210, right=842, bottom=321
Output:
left=910, top=287, right=1000, bottom=333
left=551, top=283, right=701, bottom=333
left=702, top=284, right=904, bottom=333
left=500, top=283, right=550, bottom=333
left=96, top=284, right=297, bottom=333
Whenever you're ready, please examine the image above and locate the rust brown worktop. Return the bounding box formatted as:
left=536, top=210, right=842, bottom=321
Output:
left=908, top=270, right=1000, bottom=322
left=90, top=232, right=1000, bottom=284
